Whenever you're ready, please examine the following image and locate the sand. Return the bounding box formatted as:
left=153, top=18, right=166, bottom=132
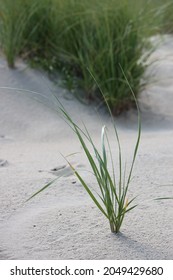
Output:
left=0, top=35, right=173, bottom=260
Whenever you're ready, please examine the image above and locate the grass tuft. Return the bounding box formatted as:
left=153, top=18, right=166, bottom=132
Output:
left=0, top=0, right=161, bottom=113
left=27, top=69, right=141, bottom=233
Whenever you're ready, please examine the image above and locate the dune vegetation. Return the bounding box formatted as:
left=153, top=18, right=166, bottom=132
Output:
left=0, top=0, right=171, bottom=113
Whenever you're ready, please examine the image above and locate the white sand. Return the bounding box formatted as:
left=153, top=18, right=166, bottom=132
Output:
left=0, top=35, right=173, bottom=260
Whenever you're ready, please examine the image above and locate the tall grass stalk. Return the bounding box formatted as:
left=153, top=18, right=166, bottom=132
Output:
left=27, top=69, right=141, bottom=234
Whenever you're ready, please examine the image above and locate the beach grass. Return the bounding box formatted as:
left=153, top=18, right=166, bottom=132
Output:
left=0, top=0, right=53, bottom=67
left=27, top=68, right=141, bottom=233
left=0, top=0, right=34, bottom=67
left=0, top=0, right=164, bottom=113
left=161, top=1, right=173, bottom=33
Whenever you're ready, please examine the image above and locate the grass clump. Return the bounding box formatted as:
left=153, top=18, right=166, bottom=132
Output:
left=0, top=0, right=156, bottom=113
left=1, top=0, right=170, bottom=113
left=0, top=0, right=25, bottom=67
left=28, top=70, right=141, bottom=234
left=51, top=0, right=147, bottom=114
left=0, top=0, right=53, bottom=68
left=0, top=0, right=33, bottom=68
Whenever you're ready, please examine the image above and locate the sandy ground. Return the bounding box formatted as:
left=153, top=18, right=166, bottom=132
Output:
left=0, top=35, right=173, bottom=260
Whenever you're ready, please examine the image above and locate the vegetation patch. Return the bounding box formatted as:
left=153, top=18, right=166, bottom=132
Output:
left=0, top=0, right=171, bottom=113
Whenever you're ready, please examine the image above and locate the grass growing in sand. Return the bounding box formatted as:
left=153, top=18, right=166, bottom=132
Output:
left=28, top=69, right=141, bottom=234
left=0, top=0, right=52, bottom=68
left=0, top=0, right=162, bottom=113
left=0, top=0, right=36, bottom=68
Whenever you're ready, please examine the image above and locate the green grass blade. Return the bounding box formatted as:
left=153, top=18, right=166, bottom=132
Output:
left=26, top=177, right=59, bottom=202
left=155, top=197, right=173, bottom=200
left=74, top=169, right=109, bottom=219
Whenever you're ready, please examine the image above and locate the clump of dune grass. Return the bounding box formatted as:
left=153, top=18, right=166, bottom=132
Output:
left=0, top=0, right=157, bottom=113
left=51, top=0, right=146, bottom=114
left=45, top=0, right=167, bottom=113
left=1, top=0, right=167, bottom=113
left=27, top=69, right=141, bottom=234
left=0, top=0, right=53, bottom=68
left=21, top=0, right=54, bottom=64
left=0, top=0, right=32, bottom=67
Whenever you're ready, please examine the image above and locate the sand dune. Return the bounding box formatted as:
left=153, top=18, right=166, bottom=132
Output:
left=0, top=36, right=173, bottom=259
